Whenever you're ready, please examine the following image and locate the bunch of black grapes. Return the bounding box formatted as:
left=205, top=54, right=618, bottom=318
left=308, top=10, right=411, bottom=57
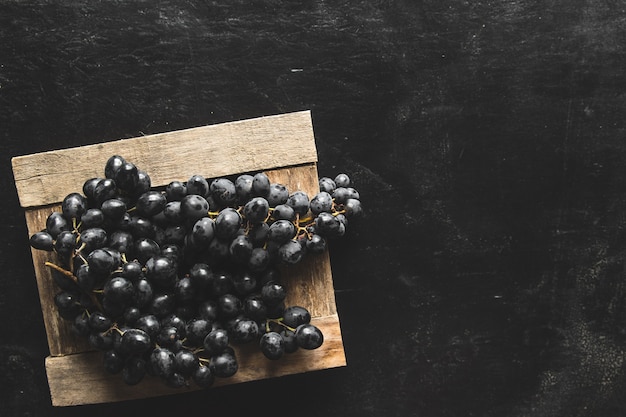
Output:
left=29, top=155, right=362, bottom=388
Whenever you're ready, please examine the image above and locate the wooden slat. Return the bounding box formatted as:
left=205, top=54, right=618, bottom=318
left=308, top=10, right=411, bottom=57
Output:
left=46, top=315, right=345, bottom=407
left=12, top=111, right=317, bottom=208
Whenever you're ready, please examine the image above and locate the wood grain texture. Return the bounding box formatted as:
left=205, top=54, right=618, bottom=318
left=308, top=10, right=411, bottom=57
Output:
left=12, top=111, right=317, bottom=208
left=45, top=315, right=345, bottom=407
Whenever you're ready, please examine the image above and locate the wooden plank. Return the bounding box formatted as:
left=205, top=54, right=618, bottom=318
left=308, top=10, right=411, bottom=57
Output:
left=46, top=315, right=345, bottom=407
left=12, top=111, right=317, bottom=208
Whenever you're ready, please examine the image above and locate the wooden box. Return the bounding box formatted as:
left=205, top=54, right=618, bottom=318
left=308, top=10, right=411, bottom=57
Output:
left=11, top=111, right=346, bottom=406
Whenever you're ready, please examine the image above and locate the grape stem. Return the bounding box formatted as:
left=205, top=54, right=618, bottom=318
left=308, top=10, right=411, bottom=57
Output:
left=44, top=261, right=78, bottom=284
left=266, top=318, right=296, bottom=332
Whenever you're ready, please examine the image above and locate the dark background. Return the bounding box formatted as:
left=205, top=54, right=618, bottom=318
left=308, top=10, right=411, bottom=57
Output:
left=2, top=1, right=626, bottom=416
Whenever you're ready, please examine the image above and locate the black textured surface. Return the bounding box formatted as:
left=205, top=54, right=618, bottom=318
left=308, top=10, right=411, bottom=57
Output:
left=3, top=1, right=626, bottom=416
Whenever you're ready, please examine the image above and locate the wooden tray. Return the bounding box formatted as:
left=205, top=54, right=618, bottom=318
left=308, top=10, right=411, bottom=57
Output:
left=11, top=111, right=346, bottom=406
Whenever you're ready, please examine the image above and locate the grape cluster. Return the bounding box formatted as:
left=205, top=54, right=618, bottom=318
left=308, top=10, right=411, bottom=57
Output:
left=29, top=155, right=362, bottom=388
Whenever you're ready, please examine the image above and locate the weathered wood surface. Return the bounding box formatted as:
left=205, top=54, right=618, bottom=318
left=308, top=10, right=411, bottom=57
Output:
left=13, top=111, right=345, bottom=406
left=12, top=111, right=317, bottom=208
left=46, top=315, right=345, bottom=407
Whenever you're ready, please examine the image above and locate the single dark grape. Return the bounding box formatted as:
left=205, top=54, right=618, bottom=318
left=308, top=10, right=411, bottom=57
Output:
left=268, top=219, right=296, bottom=244
left=282, top=306, right=311, bottom=328
left=214, top=208, right=242, bottom=240
left=295, top=323, right=324, bottom=350
left=278, top=239, right=304, bottom=265
left=281, top=328, right=299, bottom=353
left=252, top=172, right=271, bottom=197
left=93, top=178, right=118, bottom=206
left=186, top=174, right=209, bottom=197
left=150, top=293, right=176, bottom=318
left=344, top=198, right=363, bottom=217
left=210, top=177, right=237, bottom=207
left=229, top=234, right=253, bottom=263
left=203, top=328, right=229, bottom=355
left=53, top=230, right=76, bottom=257
left=123, top=306, right=141, bottom=325
left=108, top=230, right=134, bottom=254
left=209, top=351, right=238, bottom=378
left=189, top=263, right=213, bottom=290
left=134, top=278, right=154, bottom=310
left=122, top=356, right=147, bottom=385
left=163, top=226, right=186, bottom=247
left=128, top=216, right=156, bottom=239
left=115, top=162, right=140, bottom=194
left=88, top=331, right=114, bottom=351
left=334, top=173, right=351, bottom=188
left=165, top=181, right=188, bottom=201
left=150, top=347, right=176, bottom=378
left=191, top=217, right=216, bottom=244
left=180, top=194, right=210, bottom=223
left=267, top=183, right=289, bottom=207
left=119, top=328, right=152, bottom=355
left=83, top=177, right=102, bottom=202
left=272, top=204, right=296, bottom=221
left=243, top=294, right=267, bottom=322
left=305, top=233, right=326, bottom=253
left=87, top=248, right=121, bottom=277
left=309, top=191, right=333, bottom=215
left=193, top=365, right=214, bottom=388
left=185, top=318, right=212, bottom=345
left=72, top=313, right=91, bottom=337
left=318, top=177, right=336, bottom=194
left=261, top=281, right=286, bottom=306
left=163, top=201, right=183, bottom=224
left=78, top=227, right=107, bottom=253
left=175, top=276, right=195, bottom=303
left=157, top=326, right=182, bottom=350
left=243, top=197, right=270, bottom=224
left=259, top=332, right=285, bottom=360
left=210, top=272, right=234, bottom=297
left=174, top=349, right=199, bottom=377
left=135, top=170, right=152, bottom=196
left=235, top=174, right=254, bottom=202
left=102, top=349, right=125, bottom=375
left=198, top=299, right=219, bottom=322
left=80, top=208, right=105, bottom=228
left=230, top=319, right=259, bottom=344
left=135, top=191, right=166, bottom=217
left=248, top=247, right=270, bottom=272
left=29, top=231, right=54, bottom=251
left=104, top=155, right=126, bottom=180
left=62, top=192, right=87, bottom=221
left=314, top=212, right=342, bottom=237
left=88, top=311, right=112, bottom=332
left=248, top=222, right=270, bottom=246
left=46, top=211, right=70, bottom=239
left=100, top=198, right=127, bottom=222
left=135, top=314, right=161, bottom=339
left=232, top=272, right=257, bottom=296
left=165, top=372, right=187, bottom=388
left=217, top=293, right=242, bottom=319
left=286, top=191, right=310, bottom=217
left=134, top=237, right=160, bottom=265
left=145, top=256, right=177, bottom=289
